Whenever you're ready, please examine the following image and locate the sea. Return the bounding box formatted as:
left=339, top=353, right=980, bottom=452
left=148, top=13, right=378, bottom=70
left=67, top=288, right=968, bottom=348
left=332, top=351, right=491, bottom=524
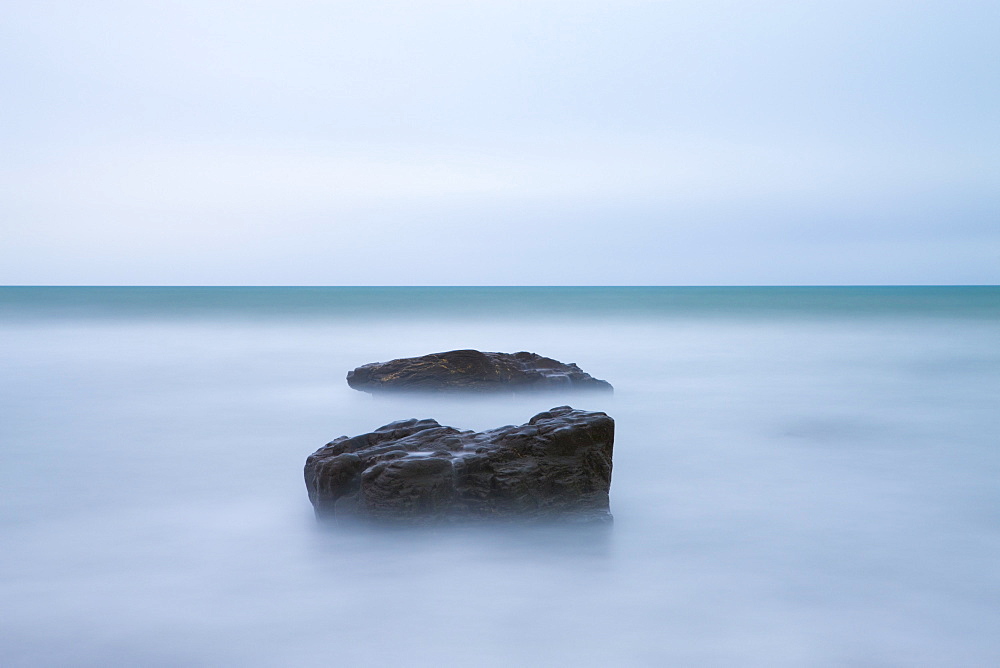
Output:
left=1, top=287, right=998, bottom=667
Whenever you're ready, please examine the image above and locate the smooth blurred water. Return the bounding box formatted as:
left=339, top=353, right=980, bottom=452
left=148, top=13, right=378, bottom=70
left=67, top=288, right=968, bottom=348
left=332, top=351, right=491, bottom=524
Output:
left=1, top=287, right=998, bottom=667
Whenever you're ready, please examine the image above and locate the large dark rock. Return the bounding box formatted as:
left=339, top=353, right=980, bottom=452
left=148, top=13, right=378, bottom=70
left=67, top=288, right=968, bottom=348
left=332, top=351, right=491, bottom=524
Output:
left=304, top=406, right=614, bottom=524
left=346, top=349, right=613, bottom=394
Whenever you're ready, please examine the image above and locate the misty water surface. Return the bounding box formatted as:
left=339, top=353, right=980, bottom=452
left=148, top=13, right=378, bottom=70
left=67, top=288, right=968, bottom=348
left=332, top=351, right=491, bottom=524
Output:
left=1, top=288, right=998, bottom=666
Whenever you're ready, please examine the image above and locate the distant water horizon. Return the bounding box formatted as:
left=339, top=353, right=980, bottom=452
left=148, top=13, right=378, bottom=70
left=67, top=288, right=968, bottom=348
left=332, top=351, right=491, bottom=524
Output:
left=2, top=286, right=998, bottom=666
left=3, top=285, right=998, bottom=321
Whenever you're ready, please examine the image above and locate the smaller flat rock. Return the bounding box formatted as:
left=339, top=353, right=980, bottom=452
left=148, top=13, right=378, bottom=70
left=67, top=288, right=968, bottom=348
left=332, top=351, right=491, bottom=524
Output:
left=304, top=406, right=614, bottom=524
left=346, top=349, right=613, bottom=394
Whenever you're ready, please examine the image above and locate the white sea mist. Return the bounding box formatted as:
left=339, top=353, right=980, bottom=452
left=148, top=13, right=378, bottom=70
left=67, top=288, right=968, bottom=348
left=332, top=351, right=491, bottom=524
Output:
left=1, top=288, right=998, bottom=666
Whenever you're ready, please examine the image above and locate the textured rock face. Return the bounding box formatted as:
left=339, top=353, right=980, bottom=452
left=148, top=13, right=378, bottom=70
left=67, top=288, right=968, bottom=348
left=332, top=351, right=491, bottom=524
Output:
left=304, top=406, right=614, bottom=524
left=346, top=349, right=613, bottom=394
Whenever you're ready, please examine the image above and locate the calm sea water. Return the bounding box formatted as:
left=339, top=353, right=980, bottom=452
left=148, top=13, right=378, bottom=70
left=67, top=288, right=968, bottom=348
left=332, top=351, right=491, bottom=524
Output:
left=2, top=287, right=998, bottom=667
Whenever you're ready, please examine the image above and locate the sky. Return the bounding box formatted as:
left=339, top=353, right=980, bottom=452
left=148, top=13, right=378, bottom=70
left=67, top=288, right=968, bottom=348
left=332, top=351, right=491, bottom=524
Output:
left=1, top=0, right=998, bottom=285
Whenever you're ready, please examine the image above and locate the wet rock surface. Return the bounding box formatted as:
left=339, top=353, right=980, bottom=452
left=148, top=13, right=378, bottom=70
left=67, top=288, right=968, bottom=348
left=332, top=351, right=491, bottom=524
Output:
left=346, top=349, right=613, bottom=394
left=304, top=406, right=614, bottom=524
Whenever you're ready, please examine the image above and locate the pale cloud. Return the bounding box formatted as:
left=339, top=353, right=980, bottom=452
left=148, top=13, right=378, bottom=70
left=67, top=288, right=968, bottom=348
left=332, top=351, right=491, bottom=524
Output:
left=1, top=1, right=998, bottom=284
left=5, top=134, right=980, bottom=214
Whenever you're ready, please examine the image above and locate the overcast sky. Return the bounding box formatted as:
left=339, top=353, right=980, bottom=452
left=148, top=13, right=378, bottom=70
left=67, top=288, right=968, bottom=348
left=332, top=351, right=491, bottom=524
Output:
left=2, top=1, right=997, bottom=285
